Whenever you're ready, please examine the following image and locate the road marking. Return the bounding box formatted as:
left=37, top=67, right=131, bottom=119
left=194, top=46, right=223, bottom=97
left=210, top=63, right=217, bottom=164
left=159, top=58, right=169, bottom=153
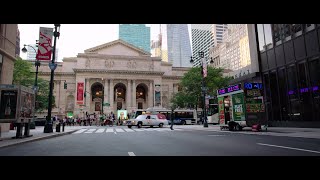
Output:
left=257, top=143, right=320, bottom=154
left=84, top=129, right=96, bottom=133
left=95, top=129, right=105, bottom=133
left=115, top=128, right=125, bottom=132
left=208, top=135, right=226, bottom=136
left=73, top=129, right=88, bottom=134
left=124, top=128, right=135, bottom=132
left=106, top=128, right=114, bottom=133
left=128, top=152, right=136, bottom=156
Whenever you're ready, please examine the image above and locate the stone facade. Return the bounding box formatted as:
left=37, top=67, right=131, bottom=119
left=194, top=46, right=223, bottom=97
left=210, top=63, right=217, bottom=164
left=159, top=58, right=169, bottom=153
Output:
left=0, top=24, right=18, bottom=132
left=36, top=39, right=190, bottom=118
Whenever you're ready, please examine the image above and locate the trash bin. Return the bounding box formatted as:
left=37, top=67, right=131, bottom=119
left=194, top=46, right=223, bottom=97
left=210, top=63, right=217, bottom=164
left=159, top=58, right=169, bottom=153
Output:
left=29, top=121, right=36, bottom=129
left=56, top=123, right=61, bottom=132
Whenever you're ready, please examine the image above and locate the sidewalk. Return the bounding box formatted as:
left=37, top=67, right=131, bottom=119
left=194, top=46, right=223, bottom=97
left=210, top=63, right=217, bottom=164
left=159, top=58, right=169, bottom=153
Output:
left=173, top=125, right=320, bottom=139
left=0, top=126, right=84, bottom=148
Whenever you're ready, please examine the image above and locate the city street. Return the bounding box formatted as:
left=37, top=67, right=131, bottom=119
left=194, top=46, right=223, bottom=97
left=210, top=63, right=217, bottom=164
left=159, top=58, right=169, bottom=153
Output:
left=0, top=126, right=319, bottom=156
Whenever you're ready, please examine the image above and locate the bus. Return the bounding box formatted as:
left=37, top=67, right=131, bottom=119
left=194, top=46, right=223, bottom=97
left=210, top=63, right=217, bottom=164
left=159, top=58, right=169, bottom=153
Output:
left=207, top=99, right=219, bottom=124
left=145, top=107, right=198, bottom=125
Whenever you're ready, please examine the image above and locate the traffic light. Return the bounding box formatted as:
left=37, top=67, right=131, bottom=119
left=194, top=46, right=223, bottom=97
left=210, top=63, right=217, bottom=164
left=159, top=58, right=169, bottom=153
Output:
left=64, top=82, right=67, bottom=89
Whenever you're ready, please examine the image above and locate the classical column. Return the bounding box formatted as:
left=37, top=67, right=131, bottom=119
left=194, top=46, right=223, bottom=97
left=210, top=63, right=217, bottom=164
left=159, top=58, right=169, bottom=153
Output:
left=132, top=80, right=136, bottom=109
left=126, top=80, right=131, bottom=110
left=85, top=78, right=90, bottom=113
left=104, top=79, right=108, bottom=113
left=149, top=81, right=154, bottom=108
left=170, top=83, right=174, bottom=99
left=109, top=79, right=114, bottom=112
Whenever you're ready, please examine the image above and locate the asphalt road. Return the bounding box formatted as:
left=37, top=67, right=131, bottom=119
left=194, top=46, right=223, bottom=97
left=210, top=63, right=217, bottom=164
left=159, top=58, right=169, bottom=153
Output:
left=0, top=126, right=319, bottom=156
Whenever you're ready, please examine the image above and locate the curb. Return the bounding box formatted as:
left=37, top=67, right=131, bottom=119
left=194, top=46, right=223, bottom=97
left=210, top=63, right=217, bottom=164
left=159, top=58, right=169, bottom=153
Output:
left=0, top=129, right=78, bottom=148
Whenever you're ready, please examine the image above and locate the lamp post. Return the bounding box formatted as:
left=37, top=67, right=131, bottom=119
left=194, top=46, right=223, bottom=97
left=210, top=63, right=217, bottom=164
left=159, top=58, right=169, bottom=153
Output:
left=22, top=44, right=40, bottom=93
left=190, top=51, right=214, bottom=128
left=22, top=43, right=40, bottom=134
left=44, top=24, right=60, bottom=133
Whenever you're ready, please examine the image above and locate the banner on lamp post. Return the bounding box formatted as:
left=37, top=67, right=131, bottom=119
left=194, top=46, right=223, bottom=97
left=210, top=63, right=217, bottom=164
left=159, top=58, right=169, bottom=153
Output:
left=36, top=27, right=53, bottom=61
left=202, top=58, right=207, bottom=78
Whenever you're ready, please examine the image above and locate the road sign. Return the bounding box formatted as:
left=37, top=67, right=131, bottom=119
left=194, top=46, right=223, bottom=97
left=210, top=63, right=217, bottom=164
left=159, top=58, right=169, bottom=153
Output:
left=48, top=63, right=57, bottom=70
left=103, top=103, right=110, bottom=106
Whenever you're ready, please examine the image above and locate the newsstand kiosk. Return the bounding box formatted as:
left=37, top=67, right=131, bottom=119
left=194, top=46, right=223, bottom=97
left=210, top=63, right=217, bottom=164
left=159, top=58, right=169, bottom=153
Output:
left=217, top=82, right=266, bottom=131
left=0, top=84, right=35, bottom=138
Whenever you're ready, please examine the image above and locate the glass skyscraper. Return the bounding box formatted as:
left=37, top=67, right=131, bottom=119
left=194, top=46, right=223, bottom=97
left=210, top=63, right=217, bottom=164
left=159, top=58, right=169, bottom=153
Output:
left=191, top=24, right=214, bottom=67
left=119, top=24, right=150, bottom=53
left=160, top=24, right=192, bottom=67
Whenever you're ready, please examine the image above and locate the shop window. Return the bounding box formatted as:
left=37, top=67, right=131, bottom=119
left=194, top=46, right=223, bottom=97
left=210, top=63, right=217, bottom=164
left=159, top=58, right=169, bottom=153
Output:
left=278, top=68, right=289, bottom=121
left=308, top=58, right=320, bottom=121
left=287, top=65, right=301, bottom=121
left=270, top=71, right=280, bottom=121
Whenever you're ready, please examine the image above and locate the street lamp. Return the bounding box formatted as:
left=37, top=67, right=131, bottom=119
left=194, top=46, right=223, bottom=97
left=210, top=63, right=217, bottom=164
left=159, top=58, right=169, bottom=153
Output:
left=44, top=24, right=61, bottom=133
left=22, top=43, right=40, bottom=135
left=22, top=44, right=40, bottom=93
left=190, top=51, right=214, bottom=128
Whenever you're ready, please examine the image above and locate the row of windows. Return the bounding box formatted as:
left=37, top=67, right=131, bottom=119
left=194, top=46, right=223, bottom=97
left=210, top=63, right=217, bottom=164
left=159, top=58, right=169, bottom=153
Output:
left=264, top=58, right=320, bottom=122
left=258, top=24, right=317, bottom=52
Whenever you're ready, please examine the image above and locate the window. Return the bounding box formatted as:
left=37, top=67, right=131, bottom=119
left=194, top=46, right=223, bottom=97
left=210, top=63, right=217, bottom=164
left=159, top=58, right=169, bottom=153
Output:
left=257, top=24, right=266, bottom=51
left=308, top=58, right=320, bottom=121
left=278, top=68, right=289, bottom=120
left=298, top=63, right=313, bottom=121
left=287, top=65, right=301, bottom=121
left=264, top=24, right=273, bottom=48
left=270, top=71, right=280, bottom=121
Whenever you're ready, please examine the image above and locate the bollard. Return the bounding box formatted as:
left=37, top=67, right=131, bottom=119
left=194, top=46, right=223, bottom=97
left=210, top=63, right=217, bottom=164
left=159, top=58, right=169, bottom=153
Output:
left=56, top=123, right=61, bottom=132
left=24, top=122, right=32, bottom=137
left=15, top=123, right=23, bottom=138
left=62, top=123, right=65, bottom=132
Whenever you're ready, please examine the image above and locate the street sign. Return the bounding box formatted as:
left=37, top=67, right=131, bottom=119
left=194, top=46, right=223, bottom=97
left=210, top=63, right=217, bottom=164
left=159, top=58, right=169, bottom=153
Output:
left=48, top=63, right=57, bottom=70
left=103, top=103, right=110, bottom=106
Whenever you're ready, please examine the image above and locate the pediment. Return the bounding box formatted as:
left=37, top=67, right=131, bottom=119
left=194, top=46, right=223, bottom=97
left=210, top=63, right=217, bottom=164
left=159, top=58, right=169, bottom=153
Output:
left=84, top=39, right=151, bottom=57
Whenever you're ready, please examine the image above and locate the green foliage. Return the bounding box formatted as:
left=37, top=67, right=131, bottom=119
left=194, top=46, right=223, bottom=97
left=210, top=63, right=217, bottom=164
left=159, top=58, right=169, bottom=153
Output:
left=13, top=57, right=55, bottom=112
left=170, top=66, right=232, bottom=109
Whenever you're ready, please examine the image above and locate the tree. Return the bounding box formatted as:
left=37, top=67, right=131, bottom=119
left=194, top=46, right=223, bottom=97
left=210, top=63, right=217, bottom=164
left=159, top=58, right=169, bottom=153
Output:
left=172, top=66, right=231, bottom=109
left=13, top=57, right=55, bottom=112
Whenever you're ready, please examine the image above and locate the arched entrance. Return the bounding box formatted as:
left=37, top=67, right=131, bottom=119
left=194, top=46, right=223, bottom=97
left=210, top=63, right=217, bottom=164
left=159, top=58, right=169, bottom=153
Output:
left=136, top=83, right=148, bottom=109
left=91, top=82, right=104, bottom=114
left=66, top=95, right=75, bottom=117
left=114, top=83, right=126, bottom=110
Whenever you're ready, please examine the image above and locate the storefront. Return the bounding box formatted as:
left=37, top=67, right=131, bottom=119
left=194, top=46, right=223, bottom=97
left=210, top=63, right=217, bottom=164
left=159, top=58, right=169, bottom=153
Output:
left=257, top=24, right=320, bottom=127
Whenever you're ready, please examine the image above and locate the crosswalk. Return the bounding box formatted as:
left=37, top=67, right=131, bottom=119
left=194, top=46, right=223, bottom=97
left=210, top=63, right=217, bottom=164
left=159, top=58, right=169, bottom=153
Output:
left=73, top=128, right=184, bottom=134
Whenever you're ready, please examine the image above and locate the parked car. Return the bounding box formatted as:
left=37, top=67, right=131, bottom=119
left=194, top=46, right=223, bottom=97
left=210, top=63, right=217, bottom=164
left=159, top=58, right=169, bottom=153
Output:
left=126, top=113, right=168, bottom=128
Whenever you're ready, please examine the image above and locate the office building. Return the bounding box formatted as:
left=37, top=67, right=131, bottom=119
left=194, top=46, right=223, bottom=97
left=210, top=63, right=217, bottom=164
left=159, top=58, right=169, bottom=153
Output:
left=0, top=24, right=18, bottom=132
left=119, top=24, right=150, bottom=53
left=257, top=24, right=320, bottom=127
left=191, top=24, right=214, bottom=66
left=212, top=24, right=228, bottom=45
left=160, top=24, right=192, bottom=67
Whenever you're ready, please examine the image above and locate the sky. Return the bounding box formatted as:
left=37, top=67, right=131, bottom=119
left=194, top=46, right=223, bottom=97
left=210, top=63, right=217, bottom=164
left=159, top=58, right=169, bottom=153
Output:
left=18, top=24, right=162, bottom=62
